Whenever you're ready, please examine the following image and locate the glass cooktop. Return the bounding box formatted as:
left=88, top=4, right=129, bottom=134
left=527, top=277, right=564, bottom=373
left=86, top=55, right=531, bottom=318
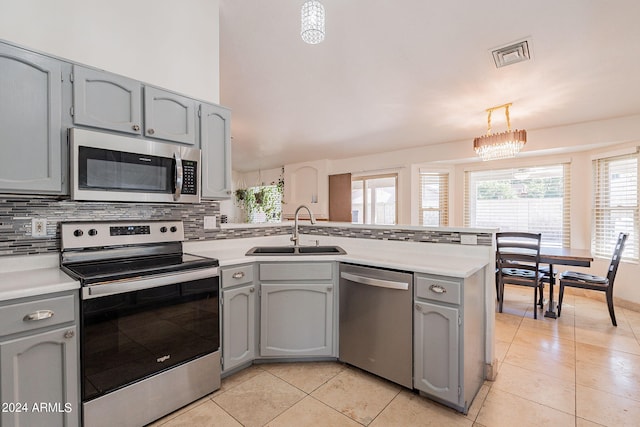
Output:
left=62, top=253, right=218, bottom=286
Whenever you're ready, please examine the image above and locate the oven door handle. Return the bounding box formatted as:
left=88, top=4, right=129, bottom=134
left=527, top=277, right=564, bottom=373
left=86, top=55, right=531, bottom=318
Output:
left=173, top=152, right=183, bottom=201
left=82, top=267, right=219, bottom=299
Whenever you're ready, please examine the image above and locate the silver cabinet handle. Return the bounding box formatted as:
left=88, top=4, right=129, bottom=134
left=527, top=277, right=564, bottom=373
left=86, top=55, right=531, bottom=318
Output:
left=249, top=287, right=255, bottom=293
left=232, top=271, right=245, bottom=279
left=327, top=286, right=332, bottom=292
left=64, top=330, right=75, bottom=339
left=173, top=153, right=183, bottom=201
left=147, top=128, right=155, bottom=135
left=415, top=304, right=423, bottom=311
left=23, top=310, right=54, bottom=322
left=132, top=124, right=140, bottom=131
left=429, top=284, right=447, bottom=294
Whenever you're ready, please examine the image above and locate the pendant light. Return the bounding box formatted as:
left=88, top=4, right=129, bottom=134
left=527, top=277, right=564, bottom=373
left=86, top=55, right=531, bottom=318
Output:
left=301, top=1, right=325, bottom=44
left=473, top=103, right=527, bottom=161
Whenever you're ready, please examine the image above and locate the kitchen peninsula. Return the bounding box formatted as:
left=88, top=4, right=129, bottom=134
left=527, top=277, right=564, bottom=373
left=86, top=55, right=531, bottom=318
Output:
left=185, top=221, right=496, bottom=413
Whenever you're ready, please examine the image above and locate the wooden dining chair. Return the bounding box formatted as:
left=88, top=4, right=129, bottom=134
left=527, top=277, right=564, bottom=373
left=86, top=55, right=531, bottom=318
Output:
left=558, top=232, right=628, bottom=326
left=496, top=232, right=545, bottom=319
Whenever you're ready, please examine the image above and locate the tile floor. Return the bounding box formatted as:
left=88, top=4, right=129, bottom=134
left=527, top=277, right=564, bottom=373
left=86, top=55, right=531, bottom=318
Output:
left=149, top=286, right=640, bottom=427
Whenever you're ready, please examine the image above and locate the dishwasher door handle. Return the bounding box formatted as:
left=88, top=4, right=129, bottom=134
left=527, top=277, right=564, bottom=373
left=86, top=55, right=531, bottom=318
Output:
left=340, top=271, right=409, bottom=290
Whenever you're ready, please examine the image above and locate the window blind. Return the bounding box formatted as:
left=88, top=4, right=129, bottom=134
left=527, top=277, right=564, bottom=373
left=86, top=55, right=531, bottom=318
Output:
left=418, top=171, right=449, bottom=226
left=464, top=164, right=571, bottom=247
left=592, top=153, right=638, bottom=261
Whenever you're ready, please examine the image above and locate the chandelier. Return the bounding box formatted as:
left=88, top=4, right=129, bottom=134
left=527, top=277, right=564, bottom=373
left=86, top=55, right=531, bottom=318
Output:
left=301, top=1, right=325, bottom=44
left=473, top=103, right=527, bottom=161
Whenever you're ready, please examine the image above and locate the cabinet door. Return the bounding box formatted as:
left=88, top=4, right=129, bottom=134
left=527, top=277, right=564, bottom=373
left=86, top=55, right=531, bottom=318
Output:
left=282, top=160, right=329, bottom=219
left=414, top=301, right=460, bottom=405
left=260, top=283, right=333, bottom=357
left=222, top=284, right=256, bottom=372
left=144, top=86, right=197, bottom=145
left=0, top=326, right=79, bottom=427
left=200, top=103, right=232, bottom=199
left=72, top=65, right=142, bottom=135
left=0, top=44, right=63, bottom=193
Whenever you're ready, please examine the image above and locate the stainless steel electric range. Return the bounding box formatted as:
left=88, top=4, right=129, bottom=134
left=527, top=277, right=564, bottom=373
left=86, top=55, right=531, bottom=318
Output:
left=60, top=220, right=220, bottom=427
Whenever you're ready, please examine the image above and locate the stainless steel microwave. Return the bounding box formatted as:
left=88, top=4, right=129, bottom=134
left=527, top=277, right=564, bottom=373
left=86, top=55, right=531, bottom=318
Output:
left=70, top=128, right=200, bottom=203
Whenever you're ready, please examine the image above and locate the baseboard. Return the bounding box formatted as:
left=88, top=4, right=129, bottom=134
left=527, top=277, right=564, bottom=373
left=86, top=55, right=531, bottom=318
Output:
left=562, top=287, right=640, bottom=312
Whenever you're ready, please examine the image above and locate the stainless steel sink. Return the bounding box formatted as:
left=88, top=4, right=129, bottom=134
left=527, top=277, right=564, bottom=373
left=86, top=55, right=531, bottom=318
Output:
left=246, top=245, right=346, bottom=256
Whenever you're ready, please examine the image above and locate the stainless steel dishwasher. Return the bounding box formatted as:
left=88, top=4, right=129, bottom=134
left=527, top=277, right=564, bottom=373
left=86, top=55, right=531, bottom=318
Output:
left=339, top=263, right=413, bottom=388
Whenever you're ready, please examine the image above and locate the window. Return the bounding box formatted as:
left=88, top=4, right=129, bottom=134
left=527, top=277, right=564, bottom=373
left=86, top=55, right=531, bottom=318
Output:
left=352, top=174, right=397, bottom=225
left=464, top=164, right=571, bottom=247
left=419, top=170, right=449, bottom=226
left=592, top=152, right=638, bottom=261
left=238, top=185, right=282, bottom=224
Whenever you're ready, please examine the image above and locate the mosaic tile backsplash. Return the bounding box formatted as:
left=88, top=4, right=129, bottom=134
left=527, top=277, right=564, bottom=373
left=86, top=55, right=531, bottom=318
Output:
left=0, top=197, right=491, bottom=257
left=0, top=197, right=222, bottom=256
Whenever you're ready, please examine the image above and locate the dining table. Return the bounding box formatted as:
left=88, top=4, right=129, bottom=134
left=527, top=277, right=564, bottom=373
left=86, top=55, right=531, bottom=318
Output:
left=539, top=246, right=594, bottom=318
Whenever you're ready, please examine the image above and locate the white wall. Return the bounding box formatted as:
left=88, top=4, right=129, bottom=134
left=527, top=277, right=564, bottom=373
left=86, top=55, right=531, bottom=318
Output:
left=0, top=0, right=220, bottom=103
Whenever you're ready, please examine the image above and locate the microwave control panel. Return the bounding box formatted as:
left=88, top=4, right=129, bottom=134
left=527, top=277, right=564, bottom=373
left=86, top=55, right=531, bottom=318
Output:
left=182, top=160, right=197, bottom=195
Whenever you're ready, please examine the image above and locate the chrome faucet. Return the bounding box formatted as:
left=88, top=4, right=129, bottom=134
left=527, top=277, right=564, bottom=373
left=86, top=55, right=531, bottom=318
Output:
left=291, top=204, right=316, bottom=247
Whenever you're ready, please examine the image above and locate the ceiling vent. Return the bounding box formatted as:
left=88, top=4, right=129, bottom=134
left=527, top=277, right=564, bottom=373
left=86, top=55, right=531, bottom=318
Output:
left=492, top=40, right=531, bottom=68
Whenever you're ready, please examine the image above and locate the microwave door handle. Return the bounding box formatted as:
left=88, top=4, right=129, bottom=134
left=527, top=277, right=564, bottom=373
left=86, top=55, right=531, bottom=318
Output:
left=174, top=153, right=183, bottom=201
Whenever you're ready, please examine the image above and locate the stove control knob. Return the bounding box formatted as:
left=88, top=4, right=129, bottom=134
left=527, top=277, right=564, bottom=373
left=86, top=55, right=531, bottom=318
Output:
left=88, top=229, right=98, bottom=236
left=170, top=226, right=178, bottom=233
left=73, top=229, right=83, bottom=237
left=160, top=226, right=168, bottom=233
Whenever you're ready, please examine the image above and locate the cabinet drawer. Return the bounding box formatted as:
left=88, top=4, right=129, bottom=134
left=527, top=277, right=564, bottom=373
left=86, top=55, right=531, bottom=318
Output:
left=222, top=264, right=254, bottom=288
left=415, top=275, right=461, bottom=305
left=260, top=263, right=333, bottom=281
left=0, top=294, right=75, bottom=336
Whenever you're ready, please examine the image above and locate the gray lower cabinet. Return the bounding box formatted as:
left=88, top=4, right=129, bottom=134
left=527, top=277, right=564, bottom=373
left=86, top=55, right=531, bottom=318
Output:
left=221, top=264, right=257, bottom=373
left=71, top=65, right=142, bottom=135
left=259, top=263, right=335, bottom=357
left=414, top=301, right=460, bottom=403
left=0, top=43, right=67, bottom=194
left=144, top=86, right=197, bottom=145
left=0, top=292, right=79, bottom=427
left=200, top=103, right=232, bottom=199
left=413, top=270, right=485, bottom=413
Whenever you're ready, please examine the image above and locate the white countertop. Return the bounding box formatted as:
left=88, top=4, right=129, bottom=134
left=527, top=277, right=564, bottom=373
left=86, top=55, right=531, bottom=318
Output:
left=0, top=233, right=490, bottom=302
left=185, top=235, right=490, bottom=278
left=0, top=254, right=79, bottom=302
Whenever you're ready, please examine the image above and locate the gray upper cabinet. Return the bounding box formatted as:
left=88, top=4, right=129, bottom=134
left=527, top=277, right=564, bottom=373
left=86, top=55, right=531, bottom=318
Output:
left=200, top=103, right=232, bottom=199
left=0, top=43, right=66, bottom=194
left=144, top=86, right=197, bottom=145
left=72, top=65, right=142, bottom=135
left=0, top=40, right=232, bottom=196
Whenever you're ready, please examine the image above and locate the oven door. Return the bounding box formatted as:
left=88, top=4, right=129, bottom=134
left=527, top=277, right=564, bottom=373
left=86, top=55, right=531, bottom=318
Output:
left=81, top=274, right=219, bottom=402
left=70, top=128, right=200, bottom=203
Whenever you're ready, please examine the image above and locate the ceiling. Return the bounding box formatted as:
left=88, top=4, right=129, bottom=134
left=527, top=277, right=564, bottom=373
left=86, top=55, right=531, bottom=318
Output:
left=219, top=0, right=640, bottom=172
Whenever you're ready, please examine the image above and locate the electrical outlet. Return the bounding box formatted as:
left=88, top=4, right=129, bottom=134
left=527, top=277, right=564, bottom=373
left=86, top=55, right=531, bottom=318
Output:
left=203, top=216, right=217, bottom=230
left=32, top=218, right=47, bottom=237
left=460, top=234, right=478, bottom=245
